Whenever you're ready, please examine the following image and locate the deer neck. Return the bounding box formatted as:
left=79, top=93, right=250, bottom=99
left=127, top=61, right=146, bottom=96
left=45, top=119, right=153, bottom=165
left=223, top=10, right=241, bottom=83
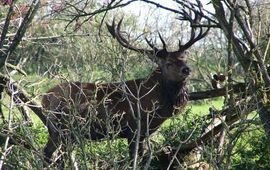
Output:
left=150, top=68, right=188, bottom=116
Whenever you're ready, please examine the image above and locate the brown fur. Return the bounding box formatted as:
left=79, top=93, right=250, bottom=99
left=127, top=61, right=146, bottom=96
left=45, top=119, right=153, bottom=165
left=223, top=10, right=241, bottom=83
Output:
left=40, top=18, right=204, bottom=164
left=42, top=55, right=190, bottom=162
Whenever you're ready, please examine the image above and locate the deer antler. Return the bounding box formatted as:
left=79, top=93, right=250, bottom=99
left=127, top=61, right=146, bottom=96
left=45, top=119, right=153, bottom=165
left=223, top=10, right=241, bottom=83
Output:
left=158, top=32, right=167, bottom=50
left=178, top=8, right=210, bottom=51
left=107, top=17, right=172, bottom=57
left=107, top=15, right=208, bottom=56
left=106, top=18, right=155, bottom=55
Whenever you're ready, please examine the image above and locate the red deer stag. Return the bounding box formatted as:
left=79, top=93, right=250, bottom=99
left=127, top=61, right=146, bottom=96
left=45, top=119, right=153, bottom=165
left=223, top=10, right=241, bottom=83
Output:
left=41, top=18, right=209, bottom=165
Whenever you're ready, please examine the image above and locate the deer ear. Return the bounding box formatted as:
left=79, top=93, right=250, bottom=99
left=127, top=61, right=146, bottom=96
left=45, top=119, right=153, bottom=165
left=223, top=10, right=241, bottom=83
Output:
left=175, top=51, right=188, bottom=61
left=156, top=49, right=168, bottom=59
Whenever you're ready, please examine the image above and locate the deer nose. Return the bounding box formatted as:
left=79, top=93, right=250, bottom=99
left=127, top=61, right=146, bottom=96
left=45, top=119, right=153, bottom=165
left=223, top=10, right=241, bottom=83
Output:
left=181, top=66, right=191, bottom=75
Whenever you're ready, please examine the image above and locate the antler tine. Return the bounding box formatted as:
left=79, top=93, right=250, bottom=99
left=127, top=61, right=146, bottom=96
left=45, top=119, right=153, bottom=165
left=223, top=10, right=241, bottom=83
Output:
left=115, top=18, right=132, bottom=46
left=107, top=17, right=152, bottom=54
left=106, top=17, right=117, bottom=38
left=158, top=32, right=167, bottom=50
left=180, top=26, right=209, bottom=51
left=145, top=38, right=159, bottom=52
left=178, top=9, right=210, bottom=51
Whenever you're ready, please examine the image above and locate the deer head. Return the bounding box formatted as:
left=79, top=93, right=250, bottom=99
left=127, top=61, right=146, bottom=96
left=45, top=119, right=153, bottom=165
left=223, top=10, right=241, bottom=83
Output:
left=106, top=16, right=209, bottom=83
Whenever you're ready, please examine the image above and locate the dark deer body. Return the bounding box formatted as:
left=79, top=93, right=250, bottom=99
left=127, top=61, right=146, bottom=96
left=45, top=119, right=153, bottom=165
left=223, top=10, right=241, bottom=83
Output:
left=41, top=18, right=208, bottom=164
left=42, top=66, right=188, bottom=159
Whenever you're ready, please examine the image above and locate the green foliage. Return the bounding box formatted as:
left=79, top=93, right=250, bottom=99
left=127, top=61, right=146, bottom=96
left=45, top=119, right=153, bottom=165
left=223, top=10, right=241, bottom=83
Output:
left=231, top=127, right=270, bottom=170
left=0, top=120, right=47, bottom=169
left=160, top=109, right=204, bottom=146
left=160, top=99, right=224, bottom=145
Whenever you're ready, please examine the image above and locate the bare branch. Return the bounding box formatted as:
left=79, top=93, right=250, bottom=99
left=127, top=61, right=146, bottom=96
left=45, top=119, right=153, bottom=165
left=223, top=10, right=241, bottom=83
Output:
left=7, top=0, right=40, bottom=55
left=189, top=83, right=246, bottom=101
left=0, top=74, right=47, bottom=125
left=0, top=0, right=16, bottom=50
left=179, top=97, right=256, bottom=154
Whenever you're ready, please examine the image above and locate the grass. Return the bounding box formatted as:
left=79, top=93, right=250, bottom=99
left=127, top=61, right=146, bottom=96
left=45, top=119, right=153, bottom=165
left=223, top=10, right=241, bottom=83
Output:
left=188, top=98, right=224, bottom=115
left=160, top=98, right=224, bottom=129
